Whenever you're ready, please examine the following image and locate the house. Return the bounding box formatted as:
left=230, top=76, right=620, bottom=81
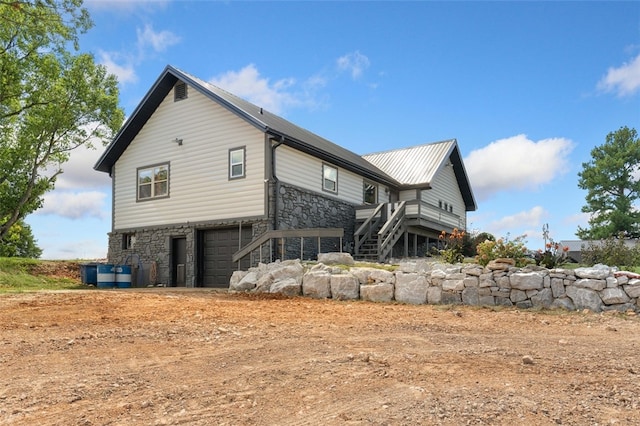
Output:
left=95, top=65, right=476, bottom=287
left=560, top=239, right=639, bottom=264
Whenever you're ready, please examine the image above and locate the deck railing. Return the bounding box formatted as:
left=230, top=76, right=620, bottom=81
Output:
left=232, top=228, right=344, bottom=265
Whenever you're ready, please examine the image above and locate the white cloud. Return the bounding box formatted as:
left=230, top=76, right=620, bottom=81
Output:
left=209, top=64, right=309, bottom=115
left=55, top=145, right=112, bottom=190
left=337, top=51, right=370, bottom=79
left=597, top=53, right=640, bottom=97
left=98, top=50, right=137, bottom=84
left=464, top=134, right=574, bottom=201
left=37, top=191, right=107, bottom=220
left=136, top=23, right=181, bottom=53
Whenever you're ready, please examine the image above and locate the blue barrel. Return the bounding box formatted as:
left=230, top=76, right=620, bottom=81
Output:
left=80, top=263, right=98, bottom=285
left=115, top=265, right=132, bottom=288
left=97, top=264, right=116, bottom=288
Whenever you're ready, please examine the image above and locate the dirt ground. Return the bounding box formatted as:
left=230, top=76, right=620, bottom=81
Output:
left=0, top=289, right=639, bottom=426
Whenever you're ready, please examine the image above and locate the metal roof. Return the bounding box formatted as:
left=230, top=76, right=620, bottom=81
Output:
left=363, top=140, right=477, bottom=211
left=94, top=65, right=398, bottom=186
left=363, top=140, right=455, bottom=186
left=94, top=65, right=476, bottom=212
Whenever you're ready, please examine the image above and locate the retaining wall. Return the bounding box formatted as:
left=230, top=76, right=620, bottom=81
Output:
left=229, top=254, right=640, bottom=313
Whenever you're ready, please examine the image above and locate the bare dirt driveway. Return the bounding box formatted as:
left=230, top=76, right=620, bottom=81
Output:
left=0, top=289, right=639, bottom=425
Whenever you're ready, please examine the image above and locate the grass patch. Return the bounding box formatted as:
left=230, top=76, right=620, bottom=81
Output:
left=0, top=257, right=90, bottom=293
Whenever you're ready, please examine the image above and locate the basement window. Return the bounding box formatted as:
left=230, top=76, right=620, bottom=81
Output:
left=174, top=81, right=187, bottom=101
left=122, top=233, right=135, bottom=250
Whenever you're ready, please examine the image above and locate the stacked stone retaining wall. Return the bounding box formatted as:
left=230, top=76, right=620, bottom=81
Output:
left=229, top=254, right=640, bottom=313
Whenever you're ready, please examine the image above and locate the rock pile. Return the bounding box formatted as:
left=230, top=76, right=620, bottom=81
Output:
left=229, top=254, right=640, bottom=313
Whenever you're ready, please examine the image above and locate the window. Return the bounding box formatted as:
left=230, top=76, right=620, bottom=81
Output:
left=322, top=164, right=338, bottom=193
left=174, top=81, right=187, bottom=101
left=122, top=233, right=135, bottom=250
left=363, top=181, right=377, bottom=204
left=137, top=163, right=169, bottom=200
left=229, top=147, right=245, bottom=179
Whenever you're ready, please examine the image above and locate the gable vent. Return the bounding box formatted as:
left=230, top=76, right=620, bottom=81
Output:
left=174, top=81, right=187, bottom=101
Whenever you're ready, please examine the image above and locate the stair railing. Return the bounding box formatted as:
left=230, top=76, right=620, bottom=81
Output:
left=354, top=203, right=385, bottom=257
left=377, top=201, right=407, bottom=262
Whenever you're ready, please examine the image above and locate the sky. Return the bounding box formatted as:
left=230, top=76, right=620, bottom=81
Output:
left=26, top=0, right=640, bottom=260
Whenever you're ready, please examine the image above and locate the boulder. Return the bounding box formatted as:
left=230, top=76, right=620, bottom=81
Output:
left=395, top=273, right=428, bottom=304
left=599, top=287, right=630, bottom=305
left=229, top=270, right=249, bottom=291
left=302, top=272, right=332, bottom=299
left=440, top=291, right=462, bottom=305
left=360, top=283, right=394, bottom=303
left=574, top=265, right=610, bottom=280
left=574, top=278, right=606, bottom=291
left=330, top=274, right=359, bottom=300
left=317, top=252, right=354, bottom=266
left=550, top=278, right=565, bottom=298
left=350, top=267, right=394, bottom=285
left=510, top=289, right=527, bottom=303
left=565, top=286, right=603, bottom=312
left=623, top=279, right=640, bottom=298
left=427, top=286, right=442, bottom=304
left=442, top=278, right=465, bottom=292
left=270, top=278, right=301, bottom=297
left=461, top=286, right=479, bottom=305
left=550, top=297, right=575, bottom=311
left=230, top=271, right=258, bottom=291
left=531, top=288, right=554, bottom=309
left=510, top=272, right=544, bottom=290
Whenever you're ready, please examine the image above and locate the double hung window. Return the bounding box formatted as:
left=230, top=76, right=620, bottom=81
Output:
left=137, top=163, right=169, bottom=201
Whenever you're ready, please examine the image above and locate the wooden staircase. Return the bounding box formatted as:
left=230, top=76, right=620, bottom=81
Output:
left=354, top=202, right=407, bottom=263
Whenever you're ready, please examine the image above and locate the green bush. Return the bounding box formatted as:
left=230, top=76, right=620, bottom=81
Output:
left=581, top=235, right=640, bottom=268
left=476, top=234, right=529, bottom=267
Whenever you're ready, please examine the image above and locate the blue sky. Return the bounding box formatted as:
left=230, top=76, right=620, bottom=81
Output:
left=27, top=0, right=640, bottom=259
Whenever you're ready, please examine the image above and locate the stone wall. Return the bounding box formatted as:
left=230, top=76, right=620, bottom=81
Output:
left=108, top=220, right=269, bottom=287
left=229, top=255, right=640, bottom=313
left=276, top=183, right=355, bottom=258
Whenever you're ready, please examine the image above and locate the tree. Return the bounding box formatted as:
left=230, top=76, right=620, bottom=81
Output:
left=0, top=0, right=124, bottom=241
left=0, top=218, right=42, bottom=258
left=577, top=126, right=640, bottom=239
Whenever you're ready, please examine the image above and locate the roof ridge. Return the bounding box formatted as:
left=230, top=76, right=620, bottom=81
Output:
left=362, top=138, right=456, bottom=157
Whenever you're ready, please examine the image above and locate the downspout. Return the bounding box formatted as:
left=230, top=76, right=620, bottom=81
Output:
left=270, top=136, right=284, bottom=231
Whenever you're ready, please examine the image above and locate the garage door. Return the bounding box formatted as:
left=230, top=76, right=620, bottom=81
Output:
left=199, top=227, right=253, bottom=288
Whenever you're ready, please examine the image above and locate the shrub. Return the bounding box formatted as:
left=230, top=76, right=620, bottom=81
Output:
left=581, top=234, right=640, bottom=268
left=534, top=224, right=569, bottom=268
left=476, top=234, right=528, bottom=267
left=438, top=228, right=465, bottom=264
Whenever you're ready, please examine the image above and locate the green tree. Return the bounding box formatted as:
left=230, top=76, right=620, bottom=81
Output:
left=0, top=218, right=42, bottom=258
left=0, top=0, right=124, bottom=241
left=577, top=126, right=640, bottom=240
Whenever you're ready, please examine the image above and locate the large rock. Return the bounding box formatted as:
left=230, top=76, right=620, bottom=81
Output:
left=574, top=278, right=606, bottom=291
left=565, top=286, right=603, bottom=312
left=510, top=289, right=528, bottom=303
left=510, top=272, right=544, bottom=290
left=550, top=278, right=565, bottom=298
left=230, top=271, right=258, bottom=291
left=551, top=297, right=575, bottom=311
left=350, top=267, right=395, bottom=285
left=317, top=252, right=354, bottom=265
left=229, top=270, right=249, bottom=291
left=623, top=279, right=640, bottom=298
left=302, top=272, right=332, bottom=299
left=394, top=273, right=428, bottom=304
left=330, top=274, right=359, bottom=300
left=427, top=286, right=442, bottom=304
left=599, top=288, right=630, bottom=305
left=461, top=286, right=479, bottom=305
left=440, top=291, right=462, bottom=305
left=531, top=288, right=554, bottom=309
left=442, top=278, right=465, bottom=292
left=270, top=278, right=301, bottom=296
left=360, top=283, right=394, bottom=303
left=574, top=265, right=610, bottom=280
left=270, top=261, right=304, bottom=284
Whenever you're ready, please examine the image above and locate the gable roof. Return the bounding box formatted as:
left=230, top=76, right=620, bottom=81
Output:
left=94, top=65, right=398, bottom=186
left=363, top=140, right=477, bottom=211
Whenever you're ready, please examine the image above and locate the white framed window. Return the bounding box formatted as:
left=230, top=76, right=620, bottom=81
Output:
left=137, top=163, right=169, bottom=201
left=363, top=181, right=377, bottom=204
left=323, top=164, right=338, bottom=193
left=229, top=147, right=245, bottom=179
